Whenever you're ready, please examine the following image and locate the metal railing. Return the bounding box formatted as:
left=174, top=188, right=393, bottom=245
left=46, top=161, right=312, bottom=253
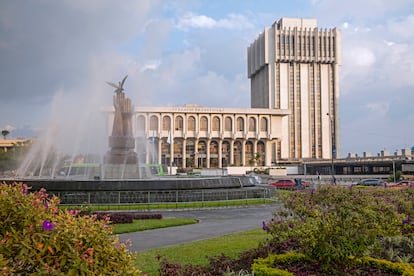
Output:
left=54, top=187, right=276, bottom=206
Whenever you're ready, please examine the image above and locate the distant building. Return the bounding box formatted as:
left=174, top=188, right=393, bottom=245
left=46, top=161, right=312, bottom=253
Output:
left=247, top=17, right=341, bottom=161
left=0, top=138, right=30, bottom=152
left=106, top=18, right=342, bottom=169
left=106, top=105, right=289, bottom=168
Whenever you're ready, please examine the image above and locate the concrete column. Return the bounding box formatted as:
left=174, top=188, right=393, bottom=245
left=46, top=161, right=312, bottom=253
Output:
left=253, top=140, right=258, bottom=166
left=230, top=140, right=234, bottom=165
left=242, top=139, right=246, bottom=166
left=265, top=140, right=272, bottom=166
left=170, top=138, right=174, bottom=167
left=195, top=139, right=199, bottom=168
left=218, top=139, right=223, bottom=168
left=206, top=139, right=211, bottom=168
left=182, top=139, right=187, bottom=168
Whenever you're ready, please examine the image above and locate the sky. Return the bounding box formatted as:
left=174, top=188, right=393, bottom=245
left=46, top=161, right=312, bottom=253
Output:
left=1, top=0, right=414, bottom=158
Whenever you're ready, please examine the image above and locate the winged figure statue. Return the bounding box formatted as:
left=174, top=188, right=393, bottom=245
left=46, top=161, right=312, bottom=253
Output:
left=106, top=75, right=128, bottom=94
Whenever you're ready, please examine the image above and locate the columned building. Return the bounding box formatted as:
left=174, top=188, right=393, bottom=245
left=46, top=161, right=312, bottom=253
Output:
left=106, top=104, right=289, bottom=169
left=247, top=18, right=341, bottom=161
left=105, top=17, right=342, bottom=169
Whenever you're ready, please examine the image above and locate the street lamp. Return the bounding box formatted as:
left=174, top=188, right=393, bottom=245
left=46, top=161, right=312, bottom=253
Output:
left=326, top=113, right=335, bottom=183
left=392, top=159, right=396, bottom=183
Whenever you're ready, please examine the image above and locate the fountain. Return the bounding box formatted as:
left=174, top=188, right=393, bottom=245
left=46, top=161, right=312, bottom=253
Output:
left=3, top=76, right=272, bottom=204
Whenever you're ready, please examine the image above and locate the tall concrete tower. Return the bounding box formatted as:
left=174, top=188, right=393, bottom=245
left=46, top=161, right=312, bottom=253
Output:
left=247, top=18, right=341, bottom=162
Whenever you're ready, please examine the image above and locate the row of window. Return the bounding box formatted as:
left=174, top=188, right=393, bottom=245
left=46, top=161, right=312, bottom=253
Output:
left=136, top=115, right=269, bottom=132
left=276, top=32, right=337, bottom=60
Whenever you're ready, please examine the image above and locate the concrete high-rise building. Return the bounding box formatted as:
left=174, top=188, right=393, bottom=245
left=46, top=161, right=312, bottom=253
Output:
left=247, top=18, right=341, bottom=161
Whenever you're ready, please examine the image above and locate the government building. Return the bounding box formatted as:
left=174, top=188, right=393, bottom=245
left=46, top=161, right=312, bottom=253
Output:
left=109, top=17, right=342, bottom=170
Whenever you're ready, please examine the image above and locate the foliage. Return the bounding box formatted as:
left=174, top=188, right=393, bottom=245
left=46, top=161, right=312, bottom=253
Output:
left=155, top=238, right=300, bottom=275
left=371, top=235, right=414, bottom=263
left=264, top=186, right=414, bottom=268
left=1, top=130, right=9, bottom=139
left=252, top=253, right=310, bottom=276
left=0, top=141, right=30, bottom=172
left=352, top=256, right=414, bottom=275
left=388, top=170, right=402, bottom=183
left=155, top=185, right=414, bottom=275
left=93, top=212, right=162, bottom=224
left=252, top=253, right=414, bottom=276
left=0, top=182, right=140, bottom=275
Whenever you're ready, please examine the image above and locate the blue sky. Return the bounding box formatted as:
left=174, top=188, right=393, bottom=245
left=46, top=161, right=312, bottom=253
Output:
left=1, top=0, right=414, bottom=157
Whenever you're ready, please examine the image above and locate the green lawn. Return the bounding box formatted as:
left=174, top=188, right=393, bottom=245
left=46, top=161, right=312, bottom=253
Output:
left=112, top=218, right=198, bottom=234
left=60, top=198, right=276, bottom=212
left=135, top=228, right=269, bottom=275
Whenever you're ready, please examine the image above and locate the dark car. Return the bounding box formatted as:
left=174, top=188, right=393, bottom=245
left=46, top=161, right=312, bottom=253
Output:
left=354, top=179, right=387, bottom=187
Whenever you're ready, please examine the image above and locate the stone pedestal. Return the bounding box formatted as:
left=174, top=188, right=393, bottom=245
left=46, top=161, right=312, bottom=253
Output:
left=102, top=164, right=141, bottom=179
left=104, top=136, right=137, bottom=164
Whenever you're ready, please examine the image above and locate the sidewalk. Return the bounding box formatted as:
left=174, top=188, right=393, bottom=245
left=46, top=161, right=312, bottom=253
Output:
left=118, top=203, right=279, bottom=252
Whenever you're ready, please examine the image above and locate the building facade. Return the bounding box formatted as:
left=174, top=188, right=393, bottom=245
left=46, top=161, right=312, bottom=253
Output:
left=105, top=17, right=342, bottom=169
left=106, top=105, right=289, bottom=169
left=247, top=18, right=341, bottom=161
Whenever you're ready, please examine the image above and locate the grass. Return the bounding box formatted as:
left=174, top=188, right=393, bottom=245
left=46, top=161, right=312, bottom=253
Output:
left=60, top=198, right=276, bottom=211
left=112, top=218, right=198, bottom=234
left=135, top=228, right=269, bottom=275
left=60, top=198, right=278, bottom=274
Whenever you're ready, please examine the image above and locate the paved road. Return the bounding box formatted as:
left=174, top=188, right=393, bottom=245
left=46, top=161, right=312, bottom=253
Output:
left=118, top=203, right=280, bottom=252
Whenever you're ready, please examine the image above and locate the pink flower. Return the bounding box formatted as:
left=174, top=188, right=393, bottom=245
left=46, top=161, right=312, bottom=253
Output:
left=22, top=184, right=28, bottom=195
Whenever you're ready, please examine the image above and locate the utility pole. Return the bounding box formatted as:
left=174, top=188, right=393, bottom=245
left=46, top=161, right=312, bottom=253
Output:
left=327, top=113, right=335, bottom=183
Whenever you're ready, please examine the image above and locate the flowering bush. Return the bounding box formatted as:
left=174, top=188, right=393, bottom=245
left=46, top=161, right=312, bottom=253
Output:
left=0, top=182, right=140, bottom=275
left=265, top=185, right=414, bottom=268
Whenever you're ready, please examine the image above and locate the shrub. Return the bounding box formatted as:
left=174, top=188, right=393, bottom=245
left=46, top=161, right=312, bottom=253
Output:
left=266, top=186, right=414, bottom=267
left=94, top=212, right=163, bottom=224
left=0, top=182, right=140, bottom=275
left=252, top=253, right=310, bottom=276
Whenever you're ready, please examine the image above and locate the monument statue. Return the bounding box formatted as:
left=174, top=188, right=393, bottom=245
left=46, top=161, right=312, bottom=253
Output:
left=106, top=75, right=133, bottom=138
left=104, top=75, right=138, bottom=167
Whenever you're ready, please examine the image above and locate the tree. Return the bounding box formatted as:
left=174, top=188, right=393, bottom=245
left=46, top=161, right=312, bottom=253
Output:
left=1, top=129, right=10, bottom=139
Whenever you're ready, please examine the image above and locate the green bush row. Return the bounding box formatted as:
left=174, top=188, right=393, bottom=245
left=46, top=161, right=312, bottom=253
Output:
left=252, top=253, right=414, bottom=276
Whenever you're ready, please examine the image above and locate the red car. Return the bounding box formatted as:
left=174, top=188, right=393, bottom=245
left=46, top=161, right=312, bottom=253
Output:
left=269, top=179, right=310, bottom=190
left=387, top=180, right=414, bottom=188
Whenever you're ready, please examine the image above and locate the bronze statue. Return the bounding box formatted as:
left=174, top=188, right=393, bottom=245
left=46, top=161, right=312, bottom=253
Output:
left=104, top=75, right=137, bottom=164
left=106, top=75, right=128, bottom=94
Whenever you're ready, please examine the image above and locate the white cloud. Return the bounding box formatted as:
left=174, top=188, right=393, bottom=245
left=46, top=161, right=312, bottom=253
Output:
left=347, top=47, right=376, bottom=67
left=140, top=59, right=162, bottom=72
left=175, top=12, right=253, bottom=30
left=384, top=40, right=395, bottom=46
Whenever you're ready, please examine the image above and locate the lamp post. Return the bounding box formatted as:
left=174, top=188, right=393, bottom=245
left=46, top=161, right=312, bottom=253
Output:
left=326, top=113, right=335, bottom=183
left=392, top=159, right=396, bottom=183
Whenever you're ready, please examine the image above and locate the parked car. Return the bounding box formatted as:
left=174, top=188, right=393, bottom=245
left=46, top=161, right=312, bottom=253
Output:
left=387, top=180, right=414, bottom=188
left=269, top=179, right=310, bottom=190
left=354, top=178, right=387, bottom=187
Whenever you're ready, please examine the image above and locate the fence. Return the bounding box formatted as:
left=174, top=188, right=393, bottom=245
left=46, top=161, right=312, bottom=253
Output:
left=53, top=187, right=276, bottom=206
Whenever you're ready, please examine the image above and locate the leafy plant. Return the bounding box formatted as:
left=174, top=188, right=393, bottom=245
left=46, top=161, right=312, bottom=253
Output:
left=266, top=186, right=414, bottom=268
left=0, top=182, right=140, bottom=274
left=1, top=129, right=10, bottom=139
